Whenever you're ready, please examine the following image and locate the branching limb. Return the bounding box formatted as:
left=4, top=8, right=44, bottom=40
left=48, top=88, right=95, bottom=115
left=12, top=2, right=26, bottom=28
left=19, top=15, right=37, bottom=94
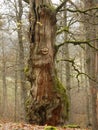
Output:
left=55, top=39, right=98, bottom=54
left=68, top=0, right=79, bottom=10
left=56, top=0, right=68, bottom=13
left=57, top=58, right=97, bottom=85
left=56, top=26, right=69, bottom=35
left=60, top=5, right=98, bottom=15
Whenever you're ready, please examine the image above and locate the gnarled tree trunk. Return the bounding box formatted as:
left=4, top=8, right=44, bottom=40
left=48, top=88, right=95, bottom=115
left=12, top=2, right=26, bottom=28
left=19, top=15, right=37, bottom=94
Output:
left=26, top=0, right=68, bottom=125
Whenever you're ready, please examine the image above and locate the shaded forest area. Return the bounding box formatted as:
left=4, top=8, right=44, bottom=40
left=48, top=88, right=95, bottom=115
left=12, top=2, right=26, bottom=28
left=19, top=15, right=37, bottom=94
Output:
left=0, top=0, right=98, bottom=130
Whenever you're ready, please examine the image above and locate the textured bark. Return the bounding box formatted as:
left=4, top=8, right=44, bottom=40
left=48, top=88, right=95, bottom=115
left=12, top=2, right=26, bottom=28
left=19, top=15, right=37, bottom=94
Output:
left=26, top=0, right=68, bottom=125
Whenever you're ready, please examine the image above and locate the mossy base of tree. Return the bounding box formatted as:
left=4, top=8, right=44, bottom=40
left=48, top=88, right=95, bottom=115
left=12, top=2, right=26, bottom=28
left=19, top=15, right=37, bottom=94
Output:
left=25, top=77, right=69, bottom=126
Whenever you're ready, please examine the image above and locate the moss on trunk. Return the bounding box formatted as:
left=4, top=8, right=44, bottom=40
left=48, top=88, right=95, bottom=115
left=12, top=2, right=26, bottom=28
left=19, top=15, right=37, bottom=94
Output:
left=25, top=76, right=69, bottom=125
left=25, top=0, right=69, bottom=125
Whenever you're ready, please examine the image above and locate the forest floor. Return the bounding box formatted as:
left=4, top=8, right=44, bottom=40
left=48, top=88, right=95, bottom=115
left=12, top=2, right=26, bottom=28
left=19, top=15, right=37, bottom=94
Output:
left=0, top=122, right=91, bottom=130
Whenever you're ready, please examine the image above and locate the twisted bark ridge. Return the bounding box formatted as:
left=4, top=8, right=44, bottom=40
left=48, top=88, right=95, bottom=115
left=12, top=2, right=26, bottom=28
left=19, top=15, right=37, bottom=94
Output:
left=26, top=0, right=68, bottom=125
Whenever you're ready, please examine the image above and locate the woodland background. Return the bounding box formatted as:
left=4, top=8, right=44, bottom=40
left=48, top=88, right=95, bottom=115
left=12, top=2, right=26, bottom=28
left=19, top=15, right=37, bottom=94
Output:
left=0, top=0, right=98, bottom=130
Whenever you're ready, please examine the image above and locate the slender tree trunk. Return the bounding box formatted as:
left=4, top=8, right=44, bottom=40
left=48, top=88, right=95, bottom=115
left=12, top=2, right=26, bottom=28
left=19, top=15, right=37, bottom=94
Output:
left=26, top=0, right=68, bottom=125
left=14, top=52, right=18, bottom=122
left=59, top=4, right=71, bottom=123
left=85, top=72, right=91, bottom=127
left=84, top=0, right=98, bottom=129
left=64, top=5, right=71, bottom=123
left=1, top=40, right=7, bottom=117
left=65, top=44, right=71, bottom=123
left=16, top=0, right=27, bottom=121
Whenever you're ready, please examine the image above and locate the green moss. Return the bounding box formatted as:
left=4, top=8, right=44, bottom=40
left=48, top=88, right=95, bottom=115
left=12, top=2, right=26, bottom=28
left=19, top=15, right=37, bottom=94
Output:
left=25, top=95, right=32, bottom=107
left=57, top=26, right=69, bottom=35
left=25, top=95, right=33, bottom=121
left=54, top=77, right=66, bottom=94
left=41, top=4, right=56, bottom=15
left=47, top=5, right=56, bottom=12
left=24, top=65, right=29, bottom=76
left=54, top=77, right=69, bottom=119
left=44, top=126, right=58, bottom=130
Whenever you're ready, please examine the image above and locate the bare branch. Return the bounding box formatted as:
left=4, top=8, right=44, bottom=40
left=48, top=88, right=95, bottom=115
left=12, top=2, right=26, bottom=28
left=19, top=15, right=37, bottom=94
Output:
left=56, top=0, right=68, bottom=13
left=66, top=7, right=98, bottom=14
left=57, top=58, right=97, bottom=83
left=68, top=0, right=79, bottom=10
left=55, top=40, right=98, bottom=53
left=56, top=26, right=69, bottom=35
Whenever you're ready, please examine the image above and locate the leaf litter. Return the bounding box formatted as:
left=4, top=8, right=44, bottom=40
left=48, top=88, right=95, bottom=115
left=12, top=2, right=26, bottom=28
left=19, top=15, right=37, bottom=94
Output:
left=0, top=122, right=91, bottom=130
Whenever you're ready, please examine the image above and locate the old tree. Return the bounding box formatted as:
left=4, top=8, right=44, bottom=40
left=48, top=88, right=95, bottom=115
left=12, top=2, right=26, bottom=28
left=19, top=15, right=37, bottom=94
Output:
left=24, top=0, right=68, bottom=126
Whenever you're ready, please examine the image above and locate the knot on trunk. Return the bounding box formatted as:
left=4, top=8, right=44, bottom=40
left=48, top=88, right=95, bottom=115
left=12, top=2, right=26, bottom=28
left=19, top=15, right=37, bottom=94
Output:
left=40, top=47, right=49, bottom=55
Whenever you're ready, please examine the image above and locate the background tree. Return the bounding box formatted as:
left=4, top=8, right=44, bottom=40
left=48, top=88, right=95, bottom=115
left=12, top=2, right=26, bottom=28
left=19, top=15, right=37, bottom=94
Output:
left=15, top=0, right=27, bottom=121
left=0, top=0, right=29, bottom=121
left=1, top=34, right=8, bottom=117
